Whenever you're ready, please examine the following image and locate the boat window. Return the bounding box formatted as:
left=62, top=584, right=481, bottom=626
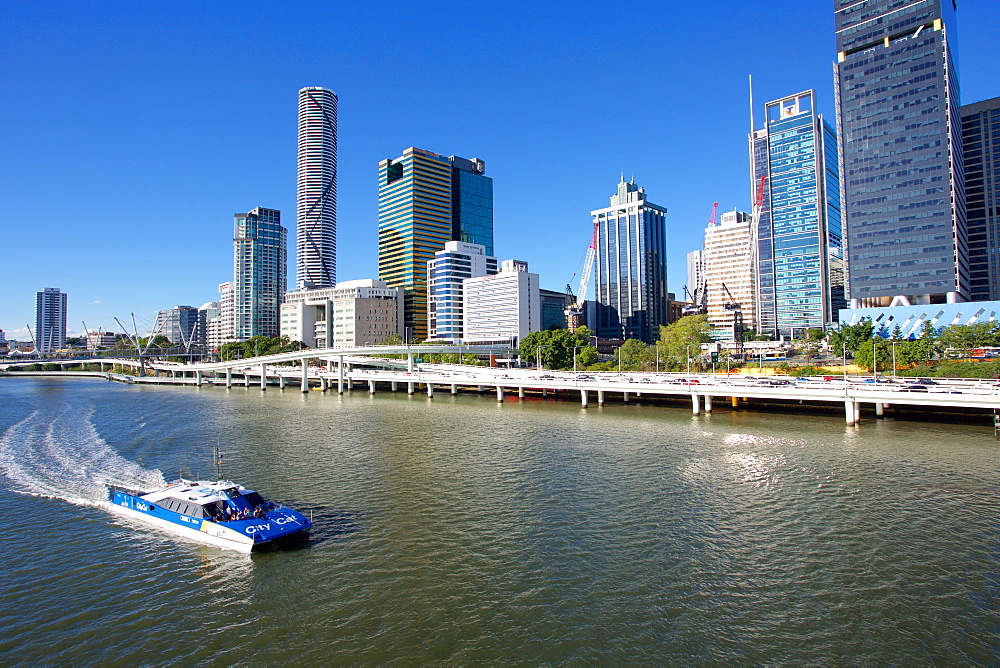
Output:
left=187, top=504, right=207, bottom=518
left=242, top=492, right=265, bottom=507
left=203, top=502, right=223, bottom=519
left=224, top=488, right=240, bottom=499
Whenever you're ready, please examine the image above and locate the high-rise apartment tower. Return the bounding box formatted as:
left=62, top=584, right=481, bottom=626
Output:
left=378, top=147, right=493, bottom=340
left=834, top=0, right=966, bottom=307
left=296, top=87, right=338, bottom=290
left=34, top=287, right=67, bottom=352
left=233, top=207, right=287, bottom=340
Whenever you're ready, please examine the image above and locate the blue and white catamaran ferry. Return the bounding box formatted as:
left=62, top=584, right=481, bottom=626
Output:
left=108, top=479, right=312, bottom=552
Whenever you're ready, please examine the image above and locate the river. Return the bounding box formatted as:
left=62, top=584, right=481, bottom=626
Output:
left=0, top=377, right=997, bottom=663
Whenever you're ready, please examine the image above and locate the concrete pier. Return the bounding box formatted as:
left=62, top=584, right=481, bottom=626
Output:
left=692, top=393, right=700, bottom=415
left=580, top=390, right=588, bottom=407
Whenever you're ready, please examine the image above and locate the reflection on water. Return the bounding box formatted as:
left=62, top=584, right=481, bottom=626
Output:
left=0, top=377, right=998, bottom=664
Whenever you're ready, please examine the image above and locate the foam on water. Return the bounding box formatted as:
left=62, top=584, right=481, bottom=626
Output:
left=0, top=404, right=165, bottom=506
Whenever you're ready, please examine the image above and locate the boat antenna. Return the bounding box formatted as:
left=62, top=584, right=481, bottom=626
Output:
left=215, top=439, right=223, bottom=481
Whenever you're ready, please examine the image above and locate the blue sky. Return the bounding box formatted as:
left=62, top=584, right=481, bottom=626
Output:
left=3, top=1, right=999, bottom=340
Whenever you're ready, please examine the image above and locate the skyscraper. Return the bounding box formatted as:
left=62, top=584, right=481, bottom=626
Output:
left=463, top=260, right=540, bottom=345
left=34, top=287, right=67, bottom=352
left=296, top=86, right=338, bottom=290
left=591, top=178, right=668, bottom=344
left=378, top=147, right=494, bottom=340
left=703, top=211, right=757, bottom=341
left=961, top=97, right=1000, bottom=301
left=233, top=207, right=287, bottom=340
left=751, top=90, right=845, bottom=336
left=834, top=0, right=967, bottom=307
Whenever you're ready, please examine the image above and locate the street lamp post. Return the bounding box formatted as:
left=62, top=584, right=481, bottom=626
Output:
left=655, top=345, right=660, bottom=373
left=843, top=340, right=848, bottom=382
left=572, top=346, right=581, bottom=372
left=686, top=344, right=694, bottom=376
left=892, top=340, right=898, bottom=380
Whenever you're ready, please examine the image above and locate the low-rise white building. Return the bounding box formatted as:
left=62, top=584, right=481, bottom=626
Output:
left=86, top=330, right=118, bottom=350
left=463, top=260, right=539, bottom=346
left=281, top=280, right=403, bottom=348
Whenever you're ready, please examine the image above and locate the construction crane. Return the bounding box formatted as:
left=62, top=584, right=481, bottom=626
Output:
left=564, top=221, right=600, bottom=329
left=721, top=282, right=745, bottom=358
left=707, top=201, right=718, bottom=228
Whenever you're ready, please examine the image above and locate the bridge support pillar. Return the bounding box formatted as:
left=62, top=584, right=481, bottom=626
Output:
left=244, top=373, right=250, bottom=387
left=369, top=380, right=376, bottom=394
left=338, top=356, right=344, bottom=394
left=301, top=365, right=309, bottom=393
left=427, top=383, right=434, bottom=398
left=705, top=395, right=713, bottom=413
left=580, top=389, right=589, bottom=407
left=279, top=375, right=285, bottom=389
left=407, top=353, right=415, bottom=373
left=260, top=364, right=266, bottom=390
left=392, top=381, right=398, bottom=392
left=623, top=391, right=629, bottom=403
left=195, top=370, right=202, bottom=386
left=320, top=377, right=328, bottom=392
left=845, top=400, right=856, bottom=425
left=598, top=390, right=605, bottom=405
left=452, top=384, right=458, bottom=395
left=518, top=386, right=524, bottom=400
left=171, top=370, right=176, bottom=378
left=496, top=386, right=503, bottom=402
left=855, top=402, right=861, bottom=423
left=477, top=385, right=484, bottom=393
left=875, top=402, right=885, bottom=417
left=542, top=388, right=548, bottom=398
left=692, top=393, right=700, bottom=415
left=731, top=396, right=738, bottom=408
left=226, top=368, right=232, bottom=388
left=407, top=382, right=414, bottom=395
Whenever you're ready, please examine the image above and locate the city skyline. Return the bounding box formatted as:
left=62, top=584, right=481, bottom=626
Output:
left=2, top=2, right=999, bottom=339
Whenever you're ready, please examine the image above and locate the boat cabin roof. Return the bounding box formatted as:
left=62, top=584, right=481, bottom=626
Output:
left=141, top=479, right=259, bottom=506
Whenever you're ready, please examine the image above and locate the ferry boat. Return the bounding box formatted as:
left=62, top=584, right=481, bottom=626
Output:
left=108, top=479, right=312, bottom=553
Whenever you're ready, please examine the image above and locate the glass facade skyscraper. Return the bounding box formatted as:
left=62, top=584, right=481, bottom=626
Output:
left=961, top=97, right=1000, bottom=301
left=233, top=207, right=287, bottom=340
left=834, top=0, right=967, bottom=306
left=378, top=148, right=493, bottom=340
left=591, top=178, right=668, bottom=344
left=751, top=90, right=846, bottom=336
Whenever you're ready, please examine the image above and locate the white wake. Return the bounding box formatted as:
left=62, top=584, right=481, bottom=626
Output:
left=0, top=406, right=166, bottom=506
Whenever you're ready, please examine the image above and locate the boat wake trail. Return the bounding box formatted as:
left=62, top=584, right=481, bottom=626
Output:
left=0, top=406, right=165, bottom=507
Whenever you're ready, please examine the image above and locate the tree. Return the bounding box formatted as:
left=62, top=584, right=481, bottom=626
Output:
left=806, top=328, right=826, bottom=342
left=519, top=327, right=592, bottom=370
left=614, top=339, right=651, bottom=371
left=657, top=315, right=713, bottom=370
left=853, top=338, right=893, bottom=372
left=577, top=345, right=599, bottom=367
left=828, top=319, right=875, bottom=358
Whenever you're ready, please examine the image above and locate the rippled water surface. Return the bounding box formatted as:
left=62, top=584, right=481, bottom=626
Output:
left=1, top=377, right=999, bottom=664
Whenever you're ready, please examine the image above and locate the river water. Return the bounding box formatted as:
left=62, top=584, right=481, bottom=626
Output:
left=0, top=377, right=998, bottom=664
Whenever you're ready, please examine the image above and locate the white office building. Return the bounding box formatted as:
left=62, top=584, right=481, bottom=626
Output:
left=463, top=260, right=539, bottom=345
left=427, top=241, right=497, bottom=343
left=281, top=280, right=403, bottom=348
left=703, top=210, right=757, bottom=341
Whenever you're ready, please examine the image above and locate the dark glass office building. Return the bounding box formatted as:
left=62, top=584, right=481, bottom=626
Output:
left=591, top=178, right=668, bottom=344
left=834, top=0, right=967, bottom=306
left=961, top=97, right=1000, bottom=301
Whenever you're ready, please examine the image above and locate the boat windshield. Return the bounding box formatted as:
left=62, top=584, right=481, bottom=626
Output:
left=242, top=491, right=266, bottom=507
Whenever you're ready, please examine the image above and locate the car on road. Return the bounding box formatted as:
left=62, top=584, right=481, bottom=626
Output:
left=900, top=384, right=929, bottom=392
